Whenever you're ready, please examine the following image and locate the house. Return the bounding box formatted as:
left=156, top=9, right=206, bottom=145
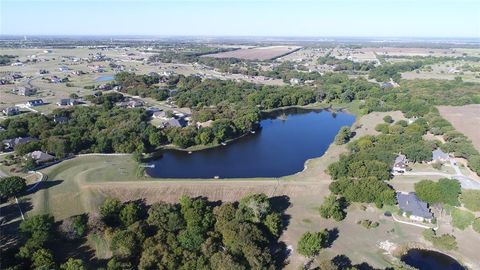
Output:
left=392, top=154, right=408, bottom=173
left=152, top=111, right=167, bottom=119
left=58, top=66, right=70, bottom=72
left=16, top=86, right=36, bottom=96
left=160, top=118, right=184, bottom=128
left=289, top=78, right=300, bottom=85
left=49, top=76, right=62, bottom=83
left=53, top=116, right=69, bottom=124
left=2, top=107, right=20, bottom=116
left=3, top=137, right=39, bottom=150
left=196, top=120, right=214, bottom=129
left=26, top=99, right=44, bottom=107
left=56, top=99, right=77, bottom=106
left=26, top=151, right=55, bottom=164
left=431, top=149, right=449, bottom=163
left=39, top=69, right=49, bottom=75
left=396, top=192, right=433, bottom=222
left=127, top=100, right=144, bottom=108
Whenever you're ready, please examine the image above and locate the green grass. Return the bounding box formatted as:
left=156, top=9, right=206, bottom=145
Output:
left=451, top=208, right=475, bottom=230
left=460, top=190, right=480, bottom=212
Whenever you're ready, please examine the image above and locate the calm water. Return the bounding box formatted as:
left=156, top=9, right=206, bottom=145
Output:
left=147, top=108, right=355, bottom=178
left=401, top=249, right=465, bottom=270
left=95, top=75, right=114, bottom=82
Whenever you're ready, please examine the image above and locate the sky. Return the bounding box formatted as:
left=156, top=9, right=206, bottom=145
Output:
left=0, top=0, right=479, bottom=37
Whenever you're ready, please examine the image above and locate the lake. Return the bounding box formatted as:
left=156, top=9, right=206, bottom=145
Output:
left=401, top=249, right=465, bottom=270
left=147, top=108, right=355, bottom=178
left=95, top=75, right=114, bottom=82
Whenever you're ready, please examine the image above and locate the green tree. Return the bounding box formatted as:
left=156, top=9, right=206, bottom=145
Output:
left=31, top=248, right=55, bottom=270
left=319, top=194, right=347, bottom=221
left=0, top=176, right=27, bottom=199
left=383, top=115, right=393, bottom=123
left=110, top=230, right=139, bottom=259
left=60, top=258, right=87, bottom=270
left=334, top=126, right=353, bottom=145
left=415, top=178, right=461, bottom=205
left=297, top=230, right=329, bottom=257
left=263, top=212, right=282, bottom=237
left=99, top=198, right=123, bottom=226
left=119, top=202, right=142, bottom=227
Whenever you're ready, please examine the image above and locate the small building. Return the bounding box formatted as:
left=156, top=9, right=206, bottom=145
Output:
left=16, top=86, right=36, bottom=96
left=196, top=120, right=214, bottom=129
left=26, top=99, right=44, bottom=107
left=2, top=107, right=20, bottom=116
left=392, top=154, right=408, bottom=173
left=396, top=192, right=433, bottom=222
left=26, top=151, right=55, bottom=164
left=127, top=100, right=144, bottom=108
left=58, top=66, right=70, bottom=72
left=56, top=99, right=77, bottom=107
left=3, top=137, right=39, bottom=150
left=431, top=149, right=449, bottom=163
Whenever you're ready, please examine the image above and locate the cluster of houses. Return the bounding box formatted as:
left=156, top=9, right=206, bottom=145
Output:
left=2, top=137, right=55, bottom=166
left=115, top=98, right=145, bottom=109
left=150, top=108, right=189, bottom=129
left=1, top=72, right=23, bottom=84
left=13, top=86, right=36, bottom=96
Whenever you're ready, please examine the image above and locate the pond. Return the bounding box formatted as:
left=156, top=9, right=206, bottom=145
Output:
left=147, top=108, right=355, bottom=178
left=401, top=249, right=465, bottom=270
left=95, top=75, right=114, bottom=82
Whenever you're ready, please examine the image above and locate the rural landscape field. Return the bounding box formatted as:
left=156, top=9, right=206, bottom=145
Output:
left=1, top=1, right=479, bottom=270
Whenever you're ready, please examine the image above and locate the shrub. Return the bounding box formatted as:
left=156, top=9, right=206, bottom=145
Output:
left=383, top=115, right=393, bottom=123
left=319, top=195, right=347, bottom=221
left=422, top=229, right=457, bottom=250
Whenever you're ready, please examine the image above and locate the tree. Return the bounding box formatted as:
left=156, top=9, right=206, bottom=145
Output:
left=59, top=215, right=87, bottom=240
left=99, top=198, right=123, bottom=226
left=238, top=193, right=271, bottom=223
left=110, top=230, right=139, bottom=259
left=19, top=214, right=55, bottom=247
left=0, top=176, right=27, bottom=199
left=297, top=230, right=329, bottom=257
left=264, top=212, right=282, bottom=237
left=414, top=178, right=461, bottom=206
left=147, top=202, right=185, bottom=232
left=119, top=202, right=142, bottom=227
left=334, top=126, right=353, bottom=145
left=383, top=115, right=393, bottom=123
left=31, top=248, right=55, bottom=270
left=319, top=195, right=347, bottom=221
left=61, top=258, right=87, bottom=270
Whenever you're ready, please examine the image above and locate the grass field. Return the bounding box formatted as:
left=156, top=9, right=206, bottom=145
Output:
left=438, top=104, right=480, bottom=151
left=203, top=45, right=301, bottom=60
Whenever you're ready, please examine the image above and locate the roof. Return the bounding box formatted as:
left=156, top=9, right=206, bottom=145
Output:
left=28, top=151, right=54, bottom=162
left=3, top=137, right=38, bottom=148
left=432, top=149, right=449, bottom=161
left=396, top=192, right=433, bottom=219
left=395, top=154, right=407, bottom=164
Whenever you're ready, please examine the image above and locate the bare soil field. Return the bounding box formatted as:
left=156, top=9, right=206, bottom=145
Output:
left=438, top=104, right=480, bottom=151
left=202, top=45, right=301, bottom=60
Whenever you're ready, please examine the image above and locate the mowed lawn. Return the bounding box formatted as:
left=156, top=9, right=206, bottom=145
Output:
left=27, top=155, right=142, bottom=219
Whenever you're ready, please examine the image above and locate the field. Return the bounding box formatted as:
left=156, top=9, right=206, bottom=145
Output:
left=438, top=104, right=480, bottom=151
left=402, top=60, right=480, bottom=83
left=202, top=45, right=302, bottom=60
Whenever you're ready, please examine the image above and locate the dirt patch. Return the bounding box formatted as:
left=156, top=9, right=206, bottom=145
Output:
left=438, top=104, right=480, bottom=151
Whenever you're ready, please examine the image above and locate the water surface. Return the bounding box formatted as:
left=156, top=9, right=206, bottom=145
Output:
left=147, top=108, right=355, bottom=178
left=401, top=249, right=465, bottom=270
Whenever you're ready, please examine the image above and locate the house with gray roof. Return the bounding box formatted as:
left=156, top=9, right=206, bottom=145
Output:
left=2, top=106, right=19, bottom=116
left=430, top=149, right=450, bottom=163
left=396, top=192, right=433, bottom=222
left=26, top=151, right=55, bottom=164
left=3, top=137, right=39, bottom=150
left=392, top=154, right=408, bottom=173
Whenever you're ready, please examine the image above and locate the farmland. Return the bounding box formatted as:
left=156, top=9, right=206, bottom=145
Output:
left=438, top=104, right=480, bottom=151
left=202, top=45, right=302, bottom=60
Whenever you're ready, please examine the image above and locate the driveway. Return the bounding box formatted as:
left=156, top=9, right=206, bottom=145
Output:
left=396, top=159, right=480, bottom=190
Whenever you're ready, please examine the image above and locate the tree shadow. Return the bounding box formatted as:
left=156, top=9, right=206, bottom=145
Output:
left=0, top=198, right=33, bottom=225
left=332, top=254, right=383, bottom=270
left=23, top=180, right=63, bottom=196
left=324, top=227, right=339, bottom=248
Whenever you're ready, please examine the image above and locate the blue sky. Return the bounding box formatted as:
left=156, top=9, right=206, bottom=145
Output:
left=1, top=0, right=479, bottom=37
